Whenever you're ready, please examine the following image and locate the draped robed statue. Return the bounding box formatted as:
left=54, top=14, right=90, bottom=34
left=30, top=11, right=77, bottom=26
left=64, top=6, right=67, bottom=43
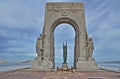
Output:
left=63, top=42, right=67, bottom=64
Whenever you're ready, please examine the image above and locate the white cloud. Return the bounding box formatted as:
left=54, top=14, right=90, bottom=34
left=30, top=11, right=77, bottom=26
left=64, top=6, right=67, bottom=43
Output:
left=85, top=0, right=120, bottom=62
left=0, top=0, right=42, bottom=32
left=6, top=40, right=18, bottom=46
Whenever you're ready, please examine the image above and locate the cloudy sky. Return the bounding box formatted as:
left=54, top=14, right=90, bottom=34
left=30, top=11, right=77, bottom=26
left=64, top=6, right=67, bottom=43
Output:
left=0, top=0, right=120, bottom=64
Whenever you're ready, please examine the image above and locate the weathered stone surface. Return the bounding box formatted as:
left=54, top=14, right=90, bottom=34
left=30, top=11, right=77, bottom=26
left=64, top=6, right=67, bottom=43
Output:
left=32, top=2, right=98, bottom=71
left=77, top=60, right=98, bottom=71
left=62, top=63, right=68, bottom=70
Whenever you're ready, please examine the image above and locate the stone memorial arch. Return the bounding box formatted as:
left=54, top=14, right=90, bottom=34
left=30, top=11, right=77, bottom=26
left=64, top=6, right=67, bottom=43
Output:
left=33, top=2, right=98, bottom=71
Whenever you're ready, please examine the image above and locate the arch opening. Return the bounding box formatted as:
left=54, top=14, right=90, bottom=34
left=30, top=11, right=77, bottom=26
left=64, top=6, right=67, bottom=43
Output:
left=54, top=23, right=75, bottom=68
left=50, top=18, right=79, bottom=69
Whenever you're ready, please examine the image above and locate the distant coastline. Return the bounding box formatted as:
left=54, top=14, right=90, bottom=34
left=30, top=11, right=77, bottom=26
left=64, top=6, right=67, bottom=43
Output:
left=98, top=61, right=120, bottom=64
left=97, top=61, right=120, bottom=72
left=0, top=60, right=5, bottom=64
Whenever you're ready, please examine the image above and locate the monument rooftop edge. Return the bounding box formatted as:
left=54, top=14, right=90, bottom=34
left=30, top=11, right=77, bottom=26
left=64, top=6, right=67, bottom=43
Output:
left=46, top=2, right=84, bottom=9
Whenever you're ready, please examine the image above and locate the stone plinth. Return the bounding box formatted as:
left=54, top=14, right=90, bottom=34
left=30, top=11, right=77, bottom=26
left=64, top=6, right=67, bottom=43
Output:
left=77, top=59, right=98, bottom=71
left=62, top=63, right=68, bottom=70
left=32, top=57, right=53, bottom=70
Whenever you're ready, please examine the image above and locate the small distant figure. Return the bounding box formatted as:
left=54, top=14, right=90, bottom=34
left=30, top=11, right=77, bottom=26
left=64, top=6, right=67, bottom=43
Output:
left=71, top=67, right=73, bottom=72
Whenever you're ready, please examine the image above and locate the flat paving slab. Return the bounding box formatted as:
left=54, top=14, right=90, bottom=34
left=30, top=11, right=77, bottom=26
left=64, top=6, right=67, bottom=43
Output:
left=0, top=69, right=119, bottom=79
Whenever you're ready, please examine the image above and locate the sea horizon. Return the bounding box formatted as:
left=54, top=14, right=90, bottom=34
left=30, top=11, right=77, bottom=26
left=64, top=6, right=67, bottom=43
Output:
left=0, top=61, right=120, bottom=72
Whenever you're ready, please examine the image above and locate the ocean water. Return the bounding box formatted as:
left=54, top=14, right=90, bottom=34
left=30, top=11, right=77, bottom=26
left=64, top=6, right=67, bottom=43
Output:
left=0, top=62, right=120, bottom=72
left=98, top=63, right=120, bottom=72
left=0, top=62, right=32, bottom=72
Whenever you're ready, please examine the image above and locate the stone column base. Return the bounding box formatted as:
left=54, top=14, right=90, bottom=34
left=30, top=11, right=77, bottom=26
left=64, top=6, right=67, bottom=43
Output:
left=76, top=59, right=98, bottom=71
left=62, top=63, right=68, bottom=70
left=32, top=57, right=53, bottom=71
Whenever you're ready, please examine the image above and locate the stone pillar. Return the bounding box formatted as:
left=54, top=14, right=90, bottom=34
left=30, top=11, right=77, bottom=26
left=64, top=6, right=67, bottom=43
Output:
left=76, top=37, right=98, bottom=71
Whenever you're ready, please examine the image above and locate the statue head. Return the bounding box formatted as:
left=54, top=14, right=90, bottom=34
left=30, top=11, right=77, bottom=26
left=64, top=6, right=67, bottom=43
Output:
left=88, top=38, right=92, bottom=41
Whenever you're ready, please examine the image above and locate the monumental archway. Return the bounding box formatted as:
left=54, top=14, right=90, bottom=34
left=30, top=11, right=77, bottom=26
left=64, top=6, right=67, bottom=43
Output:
left=33, top=2, right=98, bottom=71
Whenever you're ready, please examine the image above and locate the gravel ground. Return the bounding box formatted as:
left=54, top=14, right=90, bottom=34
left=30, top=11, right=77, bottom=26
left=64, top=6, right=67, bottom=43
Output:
left=0, top=69, right=119, bottom=79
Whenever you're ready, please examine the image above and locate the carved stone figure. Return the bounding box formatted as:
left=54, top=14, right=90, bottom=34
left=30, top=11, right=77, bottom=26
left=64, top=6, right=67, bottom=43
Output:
left=87, top=38, right=94, bottom=60
left=36, top=35, right=43, bottom=57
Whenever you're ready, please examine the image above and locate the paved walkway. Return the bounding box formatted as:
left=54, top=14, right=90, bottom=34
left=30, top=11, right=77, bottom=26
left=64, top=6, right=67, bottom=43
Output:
left=0, top=70, right=119, bottom=79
